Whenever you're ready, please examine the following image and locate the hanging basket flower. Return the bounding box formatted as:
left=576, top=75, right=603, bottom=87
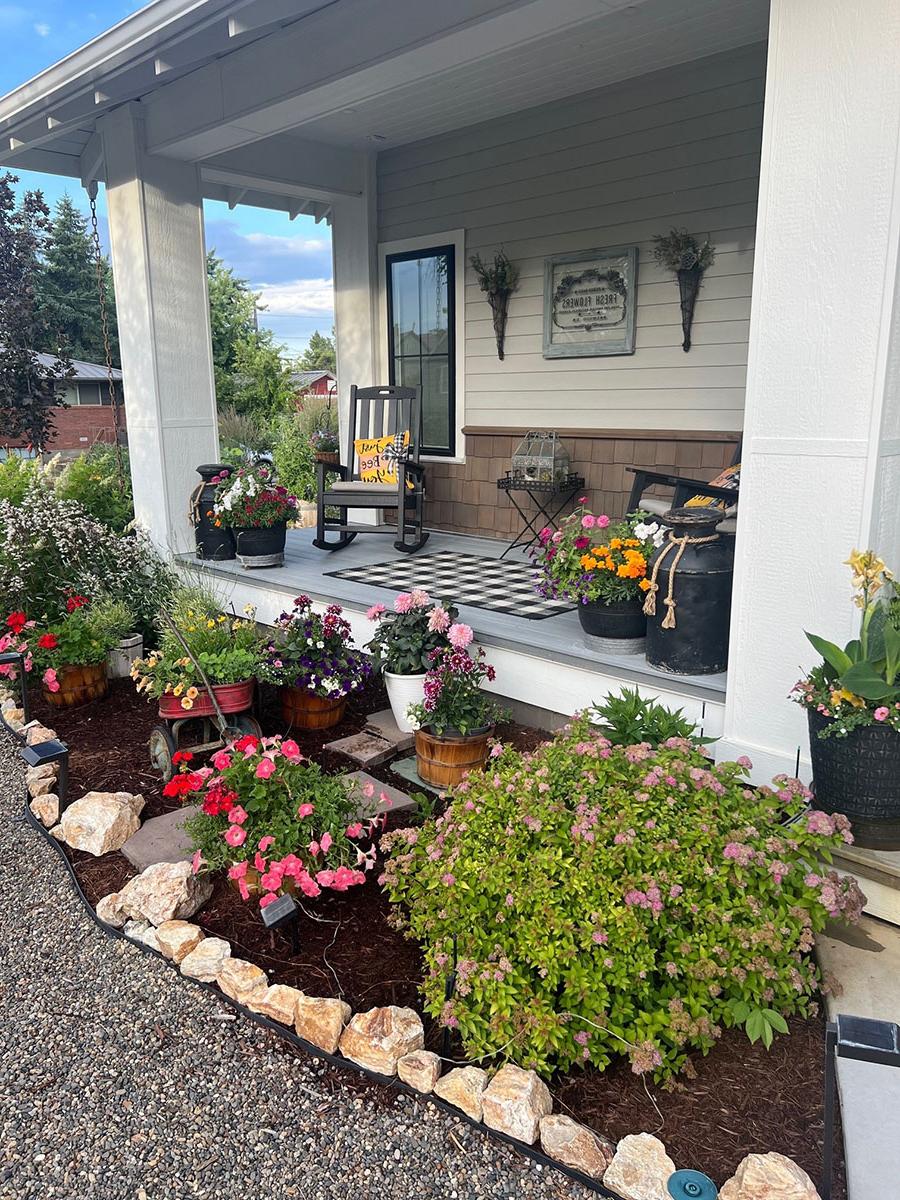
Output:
left=652, top=229, right=715, bottom=353
left=470, top=248, right=519, bottom=361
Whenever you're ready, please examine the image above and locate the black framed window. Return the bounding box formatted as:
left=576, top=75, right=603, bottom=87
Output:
left=386, top=244, right=455, bottom=456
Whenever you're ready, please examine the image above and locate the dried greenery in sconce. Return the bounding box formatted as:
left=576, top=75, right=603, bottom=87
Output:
left=469, top=248, right=519, bottom=361
left=651, top=228, right=716, bottom=353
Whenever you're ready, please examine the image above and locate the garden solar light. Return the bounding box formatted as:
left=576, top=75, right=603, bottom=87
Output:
left=0, top=650, right=29, bottom=725
left=821, top=1015, right=900, bottom=1200
left=261, top=892, right=300, bottom=953
left=667, top=1169, right=718, bottom=1200
left=19, top=738, right=69, bottom=812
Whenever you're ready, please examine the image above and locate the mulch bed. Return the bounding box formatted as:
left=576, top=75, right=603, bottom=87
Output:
left=28, top=679, right=845, bottom=1194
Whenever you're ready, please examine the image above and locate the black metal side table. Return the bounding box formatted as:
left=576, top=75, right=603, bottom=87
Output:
left=496, top=472, right=585, bottom=559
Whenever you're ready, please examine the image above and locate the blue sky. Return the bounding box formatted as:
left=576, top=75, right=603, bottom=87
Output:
left=0, top=0, right=334, bottom=359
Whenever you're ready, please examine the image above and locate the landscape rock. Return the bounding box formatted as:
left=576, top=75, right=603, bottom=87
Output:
left=180, top=937, right=231, bottom=982
left=27, top=774, right=56, bottom=798
left=53, top=791, right=145, bottom=856
left=116, top=860, right=213, bottom=926
left=338, top=1005, right=424, bottom=1076
left=397, top=1049, right=441, bottom=1093
left=29, top=793, right=59, bottom=827
left=295, top=995, right=351, bottom=1054
left=124, top=918, right=152, bottom=940
left=25, top=722, right=57, bottom=745
left=140, top=926, right=161, bottom=953
left=482, top=1063, right=552, bottom=1144
left=603, top=1133, right=676, bottom=1200
left=247, top=984, right=303, bottom=1026
left=95, top=892, right=127, bottom=928
left=433, top=1066, right=489, bottom=1121
left=2, top=707, right=25, bottom=730
left=718, top=1153, right=821, bottom=1200
left=217, top=957, right=268, bottom=1003
left=539, top=1114, right=615, bottom=1178
left=155, top=920, right=204, bottom=963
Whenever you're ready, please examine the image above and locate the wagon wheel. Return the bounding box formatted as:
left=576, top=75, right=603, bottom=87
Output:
left=222, top=712, right=263, bottom=743
left=149, top=724, right=177, bottom=781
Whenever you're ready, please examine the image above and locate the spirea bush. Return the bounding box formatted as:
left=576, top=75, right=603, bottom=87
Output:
left=381, top=717, right=864, bottom=1079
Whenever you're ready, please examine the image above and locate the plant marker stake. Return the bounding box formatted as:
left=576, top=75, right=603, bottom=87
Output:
left=441, top=932, right=459, bottom=1060
left=795, top=745, right=801, bottom=779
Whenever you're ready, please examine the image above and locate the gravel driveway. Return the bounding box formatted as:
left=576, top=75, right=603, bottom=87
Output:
left=0, top=733, right=593, bottom=1200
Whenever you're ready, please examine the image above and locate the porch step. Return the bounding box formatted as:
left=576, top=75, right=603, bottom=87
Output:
left=833, top=846, right=900, bottom=926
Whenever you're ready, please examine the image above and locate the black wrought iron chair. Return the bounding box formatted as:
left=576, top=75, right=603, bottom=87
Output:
left=313, top=384, right=428, bottom=553
left=626, top=439, right=742, bottom=535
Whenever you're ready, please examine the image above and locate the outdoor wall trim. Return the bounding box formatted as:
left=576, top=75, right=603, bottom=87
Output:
left=462, top=426, right=740, bottom=442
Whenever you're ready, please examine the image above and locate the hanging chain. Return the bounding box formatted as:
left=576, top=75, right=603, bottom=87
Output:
left=89, top=189, right=126, bottom=495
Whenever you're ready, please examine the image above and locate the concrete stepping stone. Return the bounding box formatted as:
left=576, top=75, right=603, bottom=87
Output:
left=364, top=708, right=415, bottom=753
left=344, top=770, right=416, bottom=817
left=325, top=730, right=396, bottom=767
left=390, top=755, right=446, bottom=797
left=121, top=804, right=199, bottom=871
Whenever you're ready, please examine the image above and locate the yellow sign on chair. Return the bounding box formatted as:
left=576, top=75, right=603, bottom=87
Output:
left=354, top=431, right=411, bottom=486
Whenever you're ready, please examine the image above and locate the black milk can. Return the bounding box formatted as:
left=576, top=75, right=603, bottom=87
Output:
left=190, top=463, right=235, bottom=561
left=643, top=507, right=733, bottom=675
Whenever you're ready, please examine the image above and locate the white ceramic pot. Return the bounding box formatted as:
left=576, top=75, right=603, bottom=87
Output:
left=383, top=670, right=427, bottom=733
left=108, top=633, right=143, bottom=679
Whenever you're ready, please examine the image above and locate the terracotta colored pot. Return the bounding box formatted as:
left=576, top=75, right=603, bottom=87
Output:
left=280, top=685, right=346, bottom=730
left=158, top=679, right=254, bottom=719
left=43, top=662, right=109, bottom=708
left=315, top=450, right=339, bottom=466
left=414, top=726, right=492, bottom=789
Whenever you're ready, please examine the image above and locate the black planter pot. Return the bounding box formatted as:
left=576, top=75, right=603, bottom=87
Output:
left=233, top=523, right=287, bottom=568
left=644, top=507, right=733, bottom=675
left=578, top=598, right=647, bottom=640
left=191, top=463, right=235, bottom=561
left=808, top=708, right=900, bottom=849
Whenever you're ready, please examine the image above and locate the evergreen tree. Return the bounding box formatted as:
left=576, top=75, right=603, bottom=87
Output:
left=36, top=194, right=119, bottom=365
left=297, top=327, right=336, bottom=373
left=0, top=173, right=72, bottom=449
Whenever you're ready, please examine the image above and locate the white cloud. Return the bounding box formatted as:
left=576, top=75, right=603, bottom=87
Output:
left=243, top=232, right=330, bottom=255
left=257, top=277, right=334, bottom=316
left=33, top=19, right=50, bottom=35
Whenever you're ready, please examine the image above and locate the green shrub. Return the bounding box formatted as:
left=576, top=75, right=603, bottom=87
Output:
left=381, top=717, right=864, bottom=1079
left=590, top=686, right=710, bottom=748
left=271, top=412, right=316, bottom=502
left=55, top=446, right=134, bottom=532
left=0, top=455, right=41, bottom=505
left=217, top=406, right=274, bottom=458
left=295, top=397, right=337, bottom=443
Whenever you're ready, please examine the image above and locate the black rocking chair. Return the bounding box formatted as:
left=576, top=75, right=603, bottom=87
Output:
left=313, top=384, right=429, bottom=553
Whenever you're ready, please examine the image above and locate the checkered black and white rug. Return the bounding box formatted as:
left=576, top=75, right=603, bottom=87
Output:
left=324, top=551, right=573, bottom=620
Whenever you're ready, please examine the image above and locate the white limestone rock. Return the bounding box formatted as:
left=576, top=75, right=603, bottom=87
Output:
left=338, top=1006, right=424, bottom=1076
left=482, top=1063, right=552, bottom=1144
left=433, top=1066, right=489, bottom=1121
left=295, top=995, right=351, bottom=1054
left=53, top=791, right=145, bottom=856
left=603, top=1134, right=677, bottom=1200
left=216, top=957, right=268, bottom=1003
left=397, top=1050, right=441, bottom=1094
left=247, top=984, right=303, bottom=1026
left=718, top=1153, right=821, bottom=1200
left=95, top=892, right=127, bottom=929
left=180, top=937, right=231, bottom=983
left=154, top=920, right=204, bottom=964
left=539, top=1114, right=615, bottom=1178
left=29, top=793, right=59, bottom=828
left=115, top=860, right=212, bottom=926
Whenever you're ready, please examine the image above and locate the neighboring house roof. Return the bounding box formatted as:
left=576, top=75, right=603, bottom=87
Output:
left=291, top=370, right=335, bottom=388
left=37, top=353, right=123, bottom=382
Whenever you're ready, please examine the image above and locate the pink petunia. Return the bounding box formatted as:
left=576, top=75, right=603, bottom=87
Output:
left=224, top=824, right=246, bottom=847
left=258, top=835, right=276, bottom=852
left=346, top=822, right=363, bottom=838
left=42, top=667, right=60, bottom=693
left=211, top=750, right=232, bottom=771
left=260, top=868, right=283, bottom=892
left=253, top=851, right=268, bottom=872
left=315, top=869, right=335, bottom=888
left=229, top=805, right=248, bottom=826
left=259, top=893, right=278, bottom=909
left=308, top=839, right=320, bottom=856
left=191, top=850, right=203, bottom=875
left=366, top=603, right=386, bottom=621
left=393, top=592, right=414, bottom=613
left=447, top=623, right=473, bottom=649
left=874, top=706, right=890, bottom=722
left=297, top=802, right=315, bottom=819
left=238, top=879, right=250, bottom=901
left=320, top=831, right=333, bottom=853
left=228, top=862, right=248, bottom=880
left=281, top=738, right=302, bottom=760
left=255, top=758, right=276, bottom=779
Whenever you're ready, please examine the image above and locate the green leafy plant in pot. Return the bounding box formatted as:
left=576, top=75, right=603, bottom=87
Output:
left=793, top=549, right=900, bottom=848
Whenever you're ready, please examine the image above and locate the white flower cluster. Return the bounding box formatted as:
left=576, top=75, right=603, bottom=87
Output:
left=215, top=471, right=262, bottom=513
left=633, top=520, right=666, bottom=549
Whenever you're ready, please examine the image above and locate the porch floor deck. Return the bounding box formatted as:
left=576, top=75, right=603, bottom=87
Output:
left=190, top=526, right=726, bottom=708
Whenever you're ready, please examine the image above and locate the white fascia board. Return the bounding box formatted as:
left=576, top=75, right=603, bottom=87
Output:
left=141, top=0, right=617, bottom=161
left=203, top=133, right=366, bottom=197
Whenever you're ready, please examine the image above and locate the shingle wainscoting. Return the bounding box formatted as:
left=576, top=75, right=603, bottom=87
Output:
left=424, top=428, right=741, bottom=540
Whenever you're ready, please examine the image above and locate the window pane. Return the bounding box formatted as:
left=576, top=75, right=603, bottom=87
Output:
left=418, top=254, right=449, bottom=354
left=421, top=356, right=451, bottom=452
left=390, top=259, right=421, bottom=353
left=77, top=383, right=101, bottom=406
left=393, top=357, right=421, bottom=392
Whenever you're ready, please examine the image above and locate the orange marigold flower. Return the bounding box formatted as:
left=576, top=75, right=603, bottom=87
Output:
left=639, top=578, right=653, bottom=591
left=609, top=537, right=623, bottom=550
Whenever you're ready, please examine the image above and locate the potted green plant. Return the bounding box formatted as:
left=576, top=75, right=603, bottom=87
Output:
left=29, top=596, right=132, bottom=707
left=470, top=248, right=519, bottom=360
left=260, top=595, right=372, bottom=729
left=210, top=462, right=298, bottom=568
left=309, top=427, right=340, bottom=466
left=532, top=501, right=664, bottom=642
left=407, top=630, right=504, bottom=787
left=792, top=549, right=900, bottom=848
left=651, top=228, right=715, bottom=352
left=366, top=590, right=458, bottom=732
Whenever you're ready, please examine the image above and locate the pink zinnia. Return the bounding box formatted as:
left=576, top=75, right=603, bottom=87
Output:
left=874, top=706, right=890, bottom=722
left=255, top=758, right=276, bottom=779
left=409, top=588, right=430, bottom=608
left=366, top=603, right=386, bottom=621
left=581, top=514, right=596, bottom=529
left=448, top=623, right=473, bottom=649
left=596, top=514, right=610, bottom=529
left=428, top=605, right=451, bottom=633
left=394, top=592, right=414, bottom=613
left=224, top=824, right=246, bottom=847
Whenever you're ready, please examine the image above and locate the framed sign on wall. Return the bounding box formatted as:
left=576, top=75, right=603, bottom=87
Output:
left=542, top=245, right=638, bottom=358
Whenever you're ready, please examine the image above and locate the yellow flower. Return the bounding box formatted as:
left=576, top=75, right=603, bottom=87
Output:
left=217, top=615, right=226, bottom=623
left=164, top=683, right=173, bottom=693
left=831, top=687, right=866, bottom=709
left=180, top=696, right=194, bottom=711
left=207, top=619, right=216, bottom=629
left=173, top=683, right=184, bottom=697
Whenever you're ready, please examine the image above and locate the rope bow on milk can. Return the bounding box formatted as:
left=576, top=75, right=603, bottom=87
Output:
left=643, top=507, right=734, bottom=676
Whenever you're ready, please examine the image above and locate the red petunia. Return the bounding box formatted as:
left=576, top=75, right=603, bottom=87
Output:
left=162, top=771, right=204, bottom=799
left=66, top=595, right=89, bottom=613
left=37, top=633, right=58, bottom=651
left=172, top=750, right=193, bottom=764
left=233, top=734, right=259, bottom=753
left=6, top=611, right=27, bottom=634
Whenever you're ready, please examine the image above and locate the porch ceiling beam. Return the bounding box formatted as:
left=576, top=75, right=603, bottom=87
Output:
left=226, top=186, right=248, bottom=209
left=202, top=133, right=366, bottom=198
left=79, top=132, right=105, bottom=190
left=288, top=199, right=315, bottom=219
left=0, top=145, right=81, bottom=177
left=142, top=0, right=607, bottom=161
left=201, top=165, right=350, bottom=209
left=227, top=0, right=338, bottom=40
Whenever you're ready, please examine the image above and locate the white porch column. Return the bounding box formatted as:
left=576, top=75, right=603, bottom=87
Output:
left=99, top=103, right=219, bottom=555
left=721, top=0, right=900, bottom=780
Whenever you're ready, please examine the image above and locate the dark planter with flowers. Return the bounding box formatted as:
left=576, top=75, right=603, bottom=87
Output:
left=234, top=523, right=288, bottom=568
left=578, top=598, right=646, bottom=640
left=209, top=463, right=298, bottom=570
left=808, top=709, right=900, bottom=849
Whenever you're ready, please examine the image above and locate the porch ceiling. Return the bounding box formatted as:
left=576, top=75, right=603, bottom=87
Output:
left=0, top=0, right=769, bottom=207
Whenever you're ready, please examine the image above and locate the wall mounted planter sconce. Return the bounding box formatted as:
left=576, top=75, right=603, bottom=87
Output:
left=651, top=229, right=715, bottom=352
left=470, top=248, right=519, bottom=360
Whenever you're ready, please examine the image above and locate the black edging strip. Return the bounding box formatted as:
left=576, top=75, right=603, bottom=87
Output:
left=8, top=713, right=613, bottom=1198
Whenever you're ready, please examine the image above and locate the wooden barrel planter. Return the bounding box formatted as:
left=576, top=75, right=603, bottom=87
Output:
left=414, top=726, right=492, bottom=788
left=43, top=662, right=109, bottom=708
left=280, top=685, right=346, bottom=730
